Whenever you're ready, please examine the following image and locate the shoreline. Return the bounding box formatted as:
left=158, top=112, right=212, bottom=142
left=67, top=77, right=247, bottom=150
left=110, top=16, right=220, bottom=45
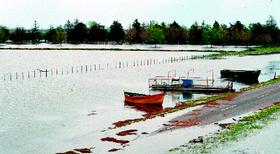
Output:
left=108, top=77, right=280, bottom=130
left=57, top=77, right=280, bottom=154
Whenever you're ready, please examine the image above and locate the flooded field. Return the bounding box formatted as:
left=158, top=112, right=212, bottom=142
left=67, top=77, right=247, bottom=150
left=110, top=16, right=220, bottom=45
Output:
left=0, top=48, right=279, bottom=154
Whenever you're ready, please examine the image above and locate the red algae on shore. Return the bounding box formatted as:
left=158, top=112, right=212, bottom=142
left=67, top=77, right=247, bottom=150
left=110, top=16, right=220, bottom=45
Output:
left=203, top=101, right=220, bottom=108
left=163, top=119, right=201, bottom=127
left=108, top=148, right=122, bottom=152
left=186, top=109, right=202, bottom=116
left=219, top=93, right=240, bottom=101
left=111, top=102, right=190, bottom=129
left=56, top=151, right=78, bottom=154
left=101, top=137, right=129, bottom=145
left=116, top=129, right=138, bottom=136
left=273, top=102, right=280, bottom=105
left=73, top=148, right=92, bottom=153
left=57, top=147, right=92, bottom=154
left=113, top=119, right=143, bottom=127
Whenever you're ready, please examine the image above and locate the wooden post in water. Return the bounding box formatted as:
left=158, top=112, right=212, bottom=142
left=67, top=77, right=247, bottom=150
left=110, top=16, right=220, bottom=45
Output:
left=81, top=66, right=83, bottom=73
left=22, top=72, right=24, bottom=80
left=86, top=65, right=88, bottom=72
left=28, top=72, right=30, bottom=79
left=34, top=71, right=36, bottom=78
left=3, top=74, right=5, bottom=81
left=45, top=69, right=48, bottom=78
left=16, top=72, right=18, bottom=80
left=10, top=73, right=12, bottom=81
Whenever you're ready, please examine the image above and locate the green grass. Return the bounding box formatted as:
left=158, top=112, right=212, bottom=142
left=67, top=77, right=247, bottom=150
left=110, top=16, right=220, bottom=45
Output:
left=168, top=102, right=280, bottom=154
left=194, top=46, right=280, bottom=60
left=239, top=46, right=280, bottom=56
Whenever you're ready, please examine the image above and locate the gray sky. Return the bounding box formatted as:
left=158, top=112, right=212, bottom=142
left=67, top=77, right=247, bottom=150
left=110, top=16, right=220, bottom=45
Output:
left=0, top=0, right=279, bottom=29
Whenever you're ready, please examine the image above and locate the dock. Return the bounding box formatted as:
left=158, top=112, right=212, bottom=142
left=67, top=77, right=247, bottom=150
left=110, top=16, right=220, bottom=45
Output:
left=150, top=84, right=234, bottom=93
left=148, top=71, right=234, bottom=94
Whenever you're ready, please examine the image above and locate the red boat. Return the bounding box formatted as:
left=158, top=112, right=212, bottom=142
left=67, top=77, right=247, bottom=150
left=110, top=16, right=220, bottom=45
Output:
left=124, top=91, right=165, bottom=106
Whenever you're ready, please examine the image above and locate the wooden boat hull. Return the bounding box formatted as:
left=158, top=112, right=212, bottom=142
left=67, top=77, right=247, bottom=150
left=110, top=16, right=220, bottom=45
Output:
left=220, top=69, right=261, bottom=84
left=124, top=92, right=165, bottom=106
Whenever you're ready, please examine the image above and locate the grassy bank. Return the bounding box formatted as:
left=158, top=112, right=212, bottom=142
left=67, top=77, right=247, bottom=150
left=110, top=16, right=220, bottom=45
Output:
left=169, top=102, right=280, bottom=154
left=196, top=46, right=280, bottom=60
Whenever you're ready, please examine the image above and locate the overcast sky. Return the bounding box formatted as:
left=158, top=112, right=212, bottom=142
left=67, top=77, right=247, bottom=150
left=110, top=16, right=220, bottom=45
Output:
left=0, top=0, right=279, bottom=29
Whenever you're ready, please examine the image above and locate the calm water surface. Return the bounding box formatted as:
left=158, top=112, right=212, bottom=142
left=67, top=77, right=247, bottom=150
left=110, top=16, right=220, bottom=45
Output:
left=0, top=49, right=279, bottom=154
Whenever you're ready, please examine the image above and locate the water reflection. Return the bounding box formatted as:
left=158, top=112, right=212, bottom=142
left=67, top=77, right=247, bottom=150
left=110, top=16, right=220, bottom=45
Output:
left=124, top=102, right=163, bottom=114
left=265, top=61, right=280, bottom=74
left=222, top=78, right=259, bottom=85
left=182, top=92, right=193, bottom=99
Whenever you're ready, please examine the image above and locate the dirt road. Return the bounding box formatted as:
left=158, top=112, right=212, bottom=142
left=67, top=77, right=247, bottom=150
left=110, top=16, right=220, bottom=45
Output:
left=158, top=81, right=280, bottom=132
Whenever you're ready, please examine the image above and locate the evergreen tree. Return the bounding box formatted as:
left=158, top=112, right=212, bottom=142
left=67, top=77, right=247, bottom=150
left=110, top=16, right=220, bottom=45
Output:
left=10, top=27, right=27, bottom=44
left=0, top=26, right=9, bottom=43
left=109, top=21, right=125, bottom=43
left=30, top=20, right=41, bottom=43
left=88, top=21, right=107, bottom=43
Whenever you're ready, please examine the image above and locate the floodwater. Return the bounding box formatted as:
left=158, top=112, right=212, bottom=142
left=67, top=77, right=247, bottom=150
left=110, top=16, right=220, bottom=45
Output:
left=0, top=47, right=279, bottom=154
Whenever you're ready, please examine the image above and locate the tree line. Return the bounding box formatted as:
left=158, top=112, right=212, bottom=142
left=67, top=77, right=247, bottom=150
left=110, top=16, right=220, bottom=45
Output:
left=0, top=16, right=279, bottom=46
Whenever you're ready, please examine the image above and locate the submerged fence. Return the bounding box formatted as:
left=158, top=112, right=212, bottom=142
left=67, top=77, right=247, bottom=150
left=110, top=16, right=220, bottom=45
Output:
left=1, top=54, right=204, bottom=81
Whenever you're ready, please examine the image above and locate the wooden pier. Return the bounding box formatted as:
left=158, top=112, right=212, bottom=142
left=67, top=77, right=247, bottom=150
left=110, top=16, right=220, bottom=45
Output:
left=150, top=84, right=234, bottom=93
left=148, top=71, right=234, bottom=94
